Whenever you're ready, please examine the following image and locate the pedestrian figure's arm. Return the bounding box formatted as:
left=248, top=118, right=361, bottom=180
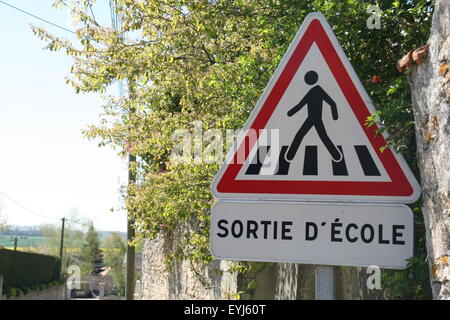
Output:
left=287, top=95, right=308, bottom=117
left=322, top=89, right=338, bottom=120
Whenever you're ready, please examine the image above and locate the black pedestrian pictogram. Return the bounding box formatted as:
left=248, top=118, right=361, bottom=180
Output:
left=285, top=71, right=343, bottom=162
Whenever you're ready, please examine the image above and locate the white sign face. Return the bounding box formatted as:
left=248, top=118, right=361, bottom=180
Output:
left=210, top=201, right=414, bottom=269
left=211, top=13, right=420, bottom=203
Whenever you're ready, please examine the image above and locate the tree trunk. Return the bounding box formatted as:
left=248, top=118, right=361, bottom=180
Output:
left=409, top=0, right=450, bottom=300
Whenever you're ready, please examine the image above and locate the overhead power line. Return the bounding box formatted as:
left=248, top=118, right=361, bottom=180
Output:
left=0, top=190, right=85, bottom=226
left=0, top=190, right=57, bottom=221
left=0, top=0, right=75, bottom=34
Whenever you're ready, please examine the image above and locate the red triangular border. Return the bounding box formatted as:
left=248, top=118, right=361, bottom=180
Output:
left=216, top=18, right=414, bottom=197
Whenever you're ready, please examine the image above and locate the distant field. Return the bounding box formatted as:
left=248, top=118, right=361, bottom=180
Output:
left=0, top=235, right=45, bottom=248
left=0, top=230, right=127, bottom=250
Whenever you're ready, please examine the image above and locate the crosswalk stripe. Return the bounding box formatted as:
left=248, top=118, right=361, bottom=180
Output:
left=275, top=146, right=290, bottom=175
left=354, top=145, right=381, bottom=176
left=244, top=144, right=380, bottom=177
left=332, top=145, right=348, bottom=176
left=303, top=145, right=318, bottom=176
left=245, top=146, right=270, bottom=175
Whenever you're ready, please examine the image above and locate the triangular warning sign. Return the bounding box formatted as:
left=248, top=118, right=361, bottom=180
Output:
left=211, top=13, right=420, bottom=203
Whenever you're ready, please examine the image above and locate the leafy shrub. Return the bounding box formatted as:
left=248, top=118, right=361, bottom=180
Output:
left=6, top=287, right=17, bottom=297
left=20, top=286, right=30, bottom=295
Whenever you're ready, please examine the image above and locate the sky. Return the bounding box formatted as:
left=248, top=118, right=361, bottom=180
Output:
left=0, top=0, right=128, bottom=232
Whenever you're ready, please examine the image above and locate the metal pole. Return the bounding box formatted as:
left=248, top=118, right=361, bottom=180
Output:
left=59, top=217, right=65, bottom=260
left=315, top=265, right=335, bottom=300
left=59, top=217, right=66, bottom=280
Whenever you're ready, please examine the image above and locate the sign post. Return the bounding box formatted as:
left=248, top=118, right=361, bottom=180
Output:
left=315, top=266, right=335, bottom=300
left=209, top=12, right=421, bottom=300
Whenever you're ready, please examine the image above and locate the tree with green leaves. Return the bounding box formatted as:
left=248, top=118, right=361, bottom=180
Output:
left=103, top=232, right=126, bottom=295
left=80, top=223, right=103, bottom=275
left=39, top=211, right=85, bottom=273
left=0, top=200, right=6, bottom=232
left=34, top=0, right=435, bottom=299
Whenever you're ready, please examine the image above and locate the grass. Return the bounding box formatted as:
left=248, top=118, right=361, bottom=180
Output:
left=0, top=235, right=45, bottom=248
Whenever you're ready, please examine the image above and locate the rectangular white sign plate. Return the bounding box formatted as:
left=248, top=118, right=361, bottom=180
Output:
left=210, top=201, right=414, bottom=269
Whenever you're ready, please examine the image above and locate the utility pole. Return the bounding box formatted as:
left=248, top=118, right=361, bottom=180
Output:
left=59, top=217, right=65, bottom=260
left=13, top=237, right=17, bottom=251
left=125, top=83, right=136, bottom=300
left=125, top=153, right=136, bottom=300
left=109, top=0, right=135, bottom=300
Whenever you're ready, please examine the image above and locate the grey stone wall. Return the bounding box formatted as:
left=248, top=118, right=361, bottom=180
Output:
left=141, top=233, right=237, bottom=300
left=1, top=284, right=66, bottom=300
left=235, top=263, right=382, bottom=300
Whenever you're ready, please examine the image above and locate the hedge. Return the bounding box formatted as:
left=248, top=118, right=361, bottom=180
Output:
left=0, top=248, right=61, bottom=290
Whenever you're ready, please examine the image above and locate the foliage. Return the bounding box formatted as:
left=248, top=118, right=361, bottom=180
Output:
left=5, top=280, right=65, bottom=298
left=382, top=205, right=432, bottom=299
left=80, top=223, right=103, bottom=275
left=39, top=210, right=86, bottom=273
left=103, top=232, right=126, bottom=295
left=0, top=198, right=6, bottom=232
left=34, top=0, right=434, bottom=298
left=0, top=235, right=44, bottom=249
left=6, top=287, right=18, bottom=297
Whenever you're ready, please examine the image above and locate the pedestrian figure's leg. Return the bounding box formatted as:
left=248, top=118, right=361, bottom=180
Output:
left=286, top=119, right=314, bottom=161
left=314, top=122, right=343, bottom=162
